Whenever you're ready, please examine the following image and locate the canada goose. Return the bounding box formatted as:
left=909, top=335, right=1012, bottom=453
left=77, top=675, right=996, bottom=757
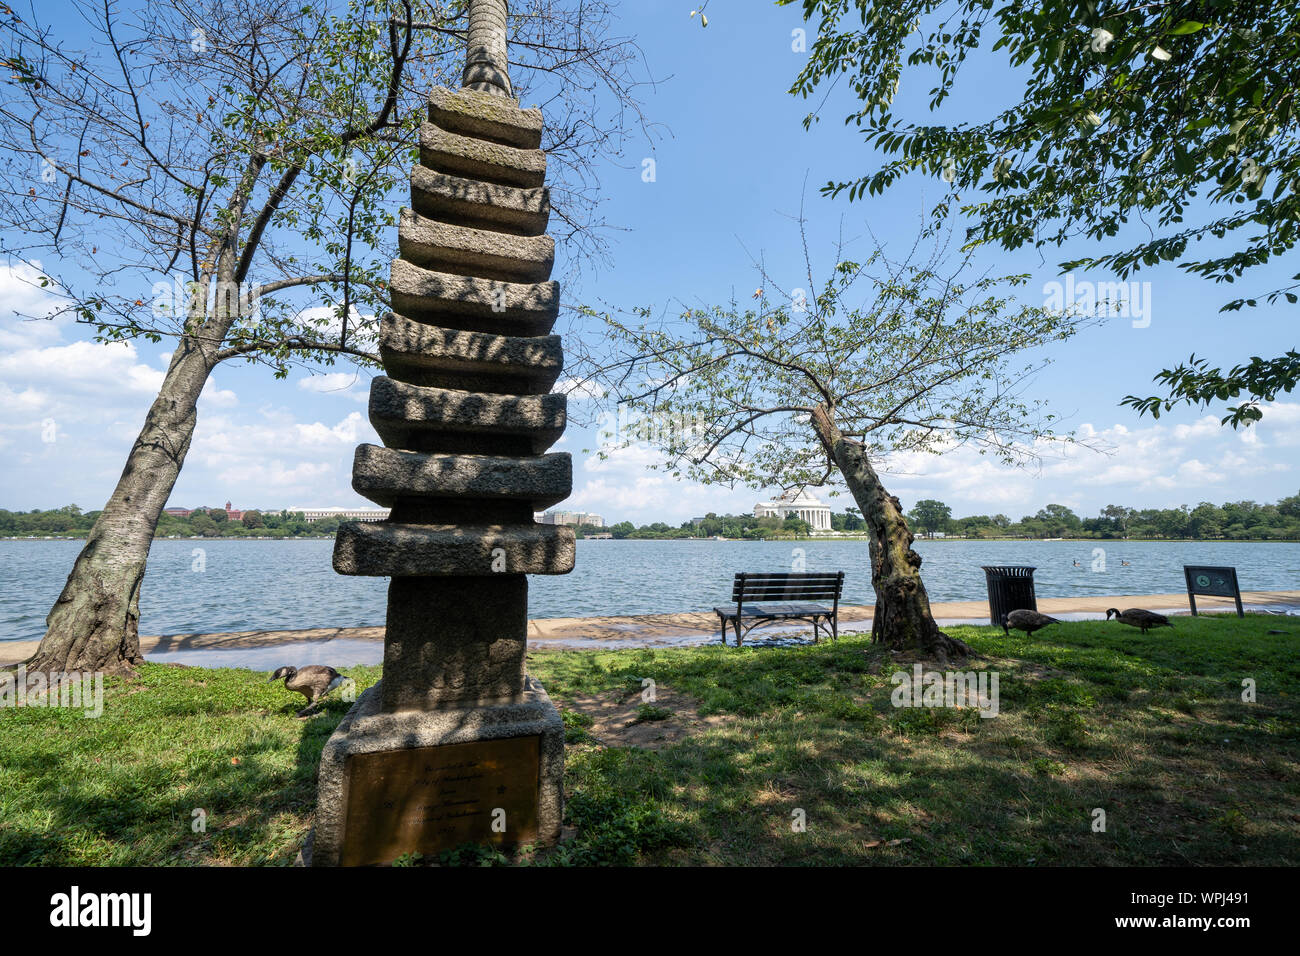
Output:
left=1106, top=608, right=1172, bottom=633
left=1004, top=608, right=1061, bottom=636
left=269, top=665, right=348, bottom=717
left=1072, top=560, right=1081, bottom=567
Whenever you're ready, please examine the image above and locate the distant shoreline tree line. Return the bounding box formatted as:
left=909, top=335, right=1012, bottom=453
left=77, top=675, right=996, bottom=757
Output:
left=0, top=506, right=340, bottom=539
left=594, top=489, right=1300, bottom=542
left=598, top=513, right=820, bottom=540
left=8, top=488, right=1300, bottom=541
left=905, top=495, right=1300, bottom=541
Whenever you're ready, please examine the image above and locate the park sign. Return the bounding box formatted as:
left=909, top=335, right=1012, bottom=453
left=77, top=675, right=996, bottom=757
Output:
left=1183, top=566, right=1244, bottom=618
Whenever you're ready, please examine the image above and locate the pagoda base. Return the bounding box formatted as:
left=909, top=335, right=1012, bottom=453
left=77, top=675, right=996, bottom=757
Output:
left=309, top=677, right=564, bottom=866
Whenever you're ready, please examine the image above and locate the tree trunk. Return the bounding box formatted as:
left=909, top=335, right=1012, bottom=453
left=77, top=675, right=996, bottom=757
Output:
left=23, top=338, right=216, bottom=677
left=811, top=406, right=971, bottom=662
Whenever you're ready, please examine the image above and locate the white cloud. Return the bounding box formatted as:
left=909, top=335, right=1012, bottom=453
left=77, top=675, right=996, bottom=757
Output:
left=574, top=441, right=762, bottom=522
left=0, top=340, right=164, bottom=397
left=297, top=371, right=369, bottom=403
left=873, top=406, right=1300, bottom=516
left=4, top=260, right=1298, bottom=522
left=556, top=377, right=607, bottom=401
left=200, top=378, right=239, bottom=408
left=566, top=403, right=1300, bottom=524
left=292, top=305, right=378, bottom=351
left=298, top=371, right=364, bottom=393
left=168, top=408, right=374, bottom=507
left=0, top=260, right=70, bottom=350
left=215, top=460, right=334, bottom=488
left=0, top=262, right=385, bottom=510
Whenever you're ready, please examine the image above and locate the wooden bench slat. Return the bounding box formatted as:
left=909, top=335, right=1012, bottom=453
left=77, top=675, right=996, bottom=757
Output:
left=732, top=575, right=842, bottom=582
left=712, top=606, right=832, bottom=621
left=733, top=573, right=842, bottom=579
left=733, top=590, right=842, bottom=598
left=735, top=581, right=842, bottom=586
left=731, top=585, right=842, bottom=594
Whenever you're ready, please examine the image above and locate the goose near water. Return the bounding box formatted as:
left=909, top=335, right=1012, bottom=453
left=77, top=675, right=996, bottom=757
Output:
left=1106, top=608, right=1173, bottom=633
left=1004, top=609, right=1061, bottom=636
left=269, top=665, right=349, bottom=717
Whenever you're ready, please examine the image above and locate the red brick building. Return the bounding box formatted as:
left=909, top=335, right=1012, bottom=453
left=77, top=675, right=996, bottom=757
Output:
left=163, top=501, right=245, bottom=521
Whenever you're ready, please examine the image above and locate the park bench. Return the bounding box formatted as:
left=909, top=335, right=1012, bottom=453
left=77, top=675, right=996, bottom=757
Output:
left=714, top=571, right=845, bottom=647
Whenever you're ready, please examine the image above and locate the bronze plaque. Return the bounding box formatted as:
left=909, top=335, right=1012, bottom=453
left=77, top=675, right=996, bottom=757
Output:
left=341, top=735, right=540, bottom=866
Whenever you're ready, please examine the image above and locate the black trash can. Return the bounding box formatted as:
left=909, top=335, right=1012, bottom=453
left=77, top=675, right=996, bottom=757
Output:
left=982, top=565, right=1037, bottom=628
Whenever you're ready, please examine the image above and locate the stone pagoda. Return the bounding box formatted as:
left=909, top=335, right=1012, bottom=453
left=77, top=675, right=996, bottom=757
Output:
left=309, top=0, right=573, bottom=867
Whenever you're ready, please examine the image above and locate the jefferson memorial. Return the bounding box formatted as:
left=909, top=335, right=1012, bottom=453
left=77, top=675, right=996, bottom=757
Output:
left=754, top=488, right=832, bottom=531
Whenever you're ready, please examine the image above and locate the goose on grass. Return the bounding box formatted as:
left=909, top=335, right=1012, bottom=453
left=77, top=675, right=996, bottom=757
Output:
left=269, top=665, right=349, bottom=717
left=1004, top=609, right=1061, bottom=636
left=1105, top=608, right=1173, bottom=633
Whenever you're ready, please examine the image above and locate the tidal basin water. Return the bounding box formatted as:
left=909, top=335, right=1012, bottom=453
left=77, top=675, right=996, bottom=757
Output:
left=2, top=538, right=1298, bottom=643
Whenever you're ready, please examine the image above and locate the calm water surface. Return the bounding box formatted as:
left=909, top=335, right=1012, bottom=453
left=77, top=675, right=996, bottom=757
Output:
left=2, top=538, right=1298, bottom=642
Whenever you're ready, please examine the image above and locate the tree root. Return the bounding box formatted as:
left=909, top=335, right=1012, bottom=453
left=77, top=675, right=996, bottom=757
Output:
left=22, top=652, right=140, bottom=680
left=926, top=629, right=976, bottom=666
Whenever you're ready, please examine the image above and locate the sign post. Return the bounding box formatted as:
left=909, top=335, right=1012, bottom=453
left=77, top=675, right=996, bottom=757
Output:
left=1183, top=565, right=1244, bottom=618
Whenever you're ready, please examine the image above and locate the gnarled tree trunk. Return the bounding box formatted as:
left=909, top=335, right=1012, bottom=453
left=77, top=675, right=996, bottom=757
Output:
left=20, top=244, right=250, bottom=681
left=23, top=337, right=215, bottom=676
left=812, top=405, right=971, bottom=662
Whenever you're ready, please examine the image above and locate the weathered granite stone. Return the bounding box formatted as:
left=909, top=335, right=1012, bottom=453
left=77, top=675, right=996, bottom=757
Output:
left=461, top=0, right=513, bottom=97
left=427, top=87, right=542, bottom=149
left=398, top=208, right=554, bottom=282
left=420, top=123, right=546, bottom=188
left=318, top=4, right=569, bottom=865
left=351, top=444, right=571, bottom=509
left=311, top=677, right=565, bottom=866
left=333, top=520, right=575, bottom=576
left=379, top=313, right=562, bottom=394
left=368, top=376, right=566, bottom=455
left=381, top=575, right=527, bottom=709
left=388, top=258, right=558, bottom=336
left=410, top=166, right=550, bottom=236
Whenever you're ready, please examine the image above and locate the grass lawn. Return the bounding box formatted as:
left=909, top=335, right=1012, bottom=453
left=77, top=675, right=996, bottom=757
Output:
left=1, top=615, right=1297, bottom=865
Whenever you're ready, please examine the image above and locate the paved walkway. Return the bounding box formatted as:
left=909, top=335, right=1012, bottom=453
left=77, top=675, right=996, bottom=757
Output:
left=3, top=590, right=1295, bottom=666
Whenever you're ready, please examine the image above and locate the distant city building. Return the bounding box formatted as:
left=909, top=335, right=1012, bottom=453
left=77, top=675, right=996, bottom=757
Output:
left=535, top=510, right=605, bottom=527
left=292, top=507, right=391, bottom=523
left=755, top=488, right=832, bottom=531
left=165, top=503, right=388, bottom=522
left=165, top=500, right=244, bottom=520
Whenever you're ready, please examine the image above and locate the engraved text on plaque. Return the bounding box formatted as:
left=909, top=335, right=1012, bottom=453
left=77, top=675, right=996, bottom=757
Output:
left=341, top=735, right=540, bottom=865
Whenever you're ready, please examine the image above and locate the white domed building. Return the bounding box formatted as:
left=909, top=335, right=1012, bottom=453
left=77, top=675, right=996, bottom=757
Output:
left=754, top=488, right=832, bottom=532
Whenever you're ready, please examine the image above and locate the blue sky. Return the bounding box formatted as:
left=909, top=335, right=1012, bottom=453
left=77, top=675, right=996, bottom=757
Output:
left=2, top=1, right=1297, bottom=524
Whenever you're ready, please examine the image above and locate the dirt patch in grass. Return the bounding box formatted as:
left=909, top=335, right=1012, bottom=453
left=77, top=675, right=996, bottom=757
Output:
left=561, top=684, right=732, bottom=750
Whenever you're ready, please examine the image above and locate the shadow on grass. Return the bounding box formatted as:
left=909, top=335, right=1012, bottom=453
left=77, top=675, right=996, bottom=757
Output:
left=531, top=616, right=1300, bottom=866
left=3, top=616, right=1296, bottom=866
left=0, top=664, right=380, bottom=866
